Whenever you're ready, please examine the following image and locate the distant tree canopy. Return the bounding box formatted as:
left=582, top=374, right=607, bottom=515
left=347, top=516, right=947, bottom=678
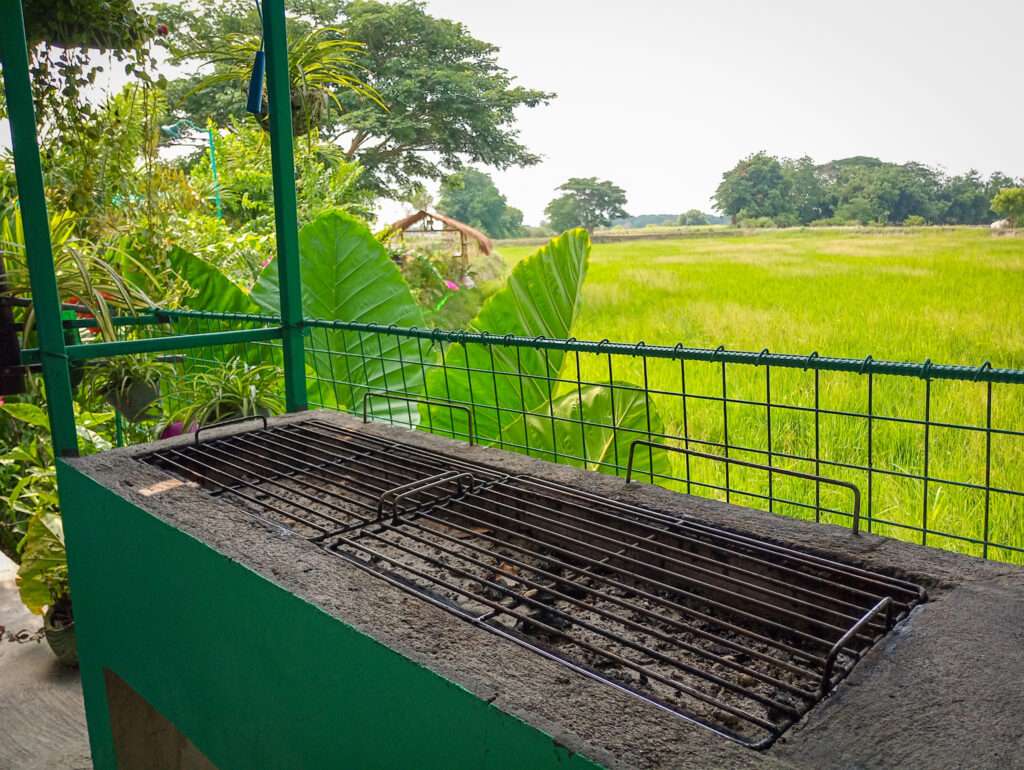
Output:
left=438, top=168, right=524, bottom=239
left=992, top=187, right=1024, bottom=228
left=714, top=152, right=1021, bottom=226
left=678, top=209, right=709, bottom=226
left=155, top=0, right=554, bottom=197
left=545, top=178, right=629, bottom=233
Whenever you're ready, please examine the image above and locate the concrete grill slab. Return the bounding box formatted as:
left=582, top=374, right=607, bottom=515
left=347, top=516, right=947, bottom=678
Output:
left=64, top=411, right=1024, bottom=769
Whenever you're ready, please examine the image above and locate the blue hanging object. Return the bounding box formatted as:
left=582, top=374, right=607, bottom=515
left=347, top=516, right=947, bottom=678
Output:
left=246, top=0, right=265, bottom=115
left=246, top=49, right=266, bottom=115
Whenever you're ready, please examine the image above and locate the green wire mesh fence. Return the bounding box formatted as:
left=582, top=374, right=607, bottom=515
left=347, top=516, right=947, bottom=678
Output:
left=86, top=308, right=1024, bottom=564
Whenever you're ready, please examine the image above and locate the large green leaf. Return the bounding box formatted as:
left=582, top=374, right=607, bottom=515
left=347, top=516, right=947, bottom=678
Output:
left=168, top=247, right=269, bottom=366
left=532, top=382, right=672, bottom=480
left=252, top=210, right=427, bottom=422
left=16, top=510, right=66, bottom=615
left=168, top=247, right=259, bottom=314
left=422, top=229, right=590, bottom=445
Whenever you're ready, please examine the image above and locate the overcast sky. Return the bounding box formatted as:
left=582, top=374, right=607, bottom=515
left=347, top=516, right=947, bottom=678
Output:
left=418, top=0, right=1024, bottom=224
left=4, top=1, right=1021, bottom=226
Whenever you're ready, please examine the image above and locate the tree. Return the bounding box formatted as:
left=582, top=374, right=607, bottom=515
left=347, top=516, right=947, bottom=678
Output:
left=678, top=209, right=707, bottom=226
left=544, top=178, right=628, bottom=233
left=438, top=169, right=524, bottom=239
left=188, top=26, right=383, bottom=138
left=157, top=0, right=554, bottom=196
left=781, top=156, right=831, bottom=223
left=941, top=170, right=991, bottom=225
left=992, top=188, right=1024, bottom=228
left=714, top=152, right=793, bottom=224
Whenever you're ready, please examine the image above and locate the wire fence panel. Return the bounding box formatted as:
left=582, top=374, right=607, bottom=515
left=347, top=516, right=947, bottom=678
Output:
left=107, top=310, right=1024, bottom=565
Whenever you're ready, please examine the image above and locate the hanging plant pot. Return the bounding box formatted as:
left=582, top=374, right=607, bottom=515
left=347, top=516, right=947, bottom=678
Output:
left=107, top=379, right=161, bottom=423
left=43, top=597, right=77, bottom=667
left=255, top=87, right=329, bottom=137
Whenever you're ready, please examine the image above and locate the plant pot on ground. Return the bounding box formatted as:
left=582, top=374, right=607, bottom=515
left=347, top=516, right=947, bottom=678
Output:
left=43, top=595, right=77, bottom=667
left=17, top=509, right=78, bottom=666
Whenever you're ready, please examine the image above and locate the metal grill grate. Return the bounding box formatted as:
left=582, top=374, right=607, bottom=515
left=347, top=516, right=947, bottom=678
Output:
left=141, top=419, right=925, bottom=748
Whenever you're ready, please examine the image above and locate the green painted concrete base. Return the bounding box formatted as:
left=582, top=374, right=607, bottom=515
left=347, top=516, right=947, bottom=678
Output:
left=59, top=462, right=602, bottom=769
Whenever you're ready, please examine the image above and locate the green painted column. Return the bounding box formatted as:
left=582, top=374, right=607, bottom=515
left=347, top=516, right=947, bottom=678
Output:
left=262, top=0, right=308, bottom=412
left=0, top=0, right=79, bottom=456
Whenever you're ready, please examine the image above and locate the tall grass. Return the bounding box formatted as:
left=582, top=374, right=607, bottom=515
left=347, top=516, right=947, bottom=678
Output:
left=500, top=228, right=1024, bottom=562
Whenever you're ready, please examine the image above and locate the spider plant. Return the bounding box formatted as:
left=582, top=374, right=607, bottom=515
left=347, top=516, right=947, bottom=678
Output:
left=166, top=358, right=284, bottom=429
left=0, top=207, right=157, bottom=343
left=191, top=26, right=385, bottom=138
left=85, top=355, right=172, bottom=422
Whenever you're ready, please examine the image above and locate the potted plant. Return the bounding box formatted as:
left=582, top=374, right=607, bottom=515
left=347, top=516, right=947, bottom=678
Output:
left=87, top=355, right=170, bottom=422
left=167, top=357, right=284, bottom=429
left=17, top=509, right=77, bottom=666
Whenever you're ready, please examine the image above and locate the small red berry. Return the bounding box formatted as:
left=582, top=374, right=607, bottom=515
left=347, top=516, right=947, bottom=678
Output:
left=156, top=23, right=169, bottom=36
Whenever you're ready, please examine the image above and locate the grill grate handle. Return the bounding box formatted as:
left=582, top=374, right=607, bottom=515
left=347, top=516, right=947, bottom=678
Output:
left=194, top=415, right=269, bottom=445
left=625, top=440, right=863, bottom=534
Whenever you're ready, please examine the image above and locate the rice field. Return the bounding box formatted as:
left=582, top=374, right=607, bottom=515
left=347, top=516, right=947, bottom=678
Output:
left=499, top=228, right=1024, bottom=562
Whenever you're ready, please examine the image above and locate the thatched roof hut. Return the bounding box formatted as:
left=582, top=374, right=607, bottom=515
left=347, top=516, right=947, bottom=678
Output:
left=385, top=210, right=493, bottom=258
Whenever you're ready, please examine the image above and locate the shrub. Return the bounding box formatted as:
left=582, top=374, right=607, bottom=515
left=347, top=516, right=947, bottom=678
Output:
left=903, top=215, right=928, bottom=226
left=739, top=216, right=777, bottom=228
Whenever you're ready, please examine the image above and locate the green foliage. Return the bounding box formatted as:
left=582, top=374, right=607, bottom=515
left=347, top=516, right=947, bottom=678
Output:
left=189, top=26, right=383, bottom=137
left=166, top=359, right=284, bottom=428
left=187, top=121, right=374, bottom=227
left=326, top=0, right=555, bottom=195
left=252, top=210, right=426, bottom=421
left=156, top=0, right=553, bottom=196
left=23, top=0, right=150, bottom=50
left=438, top=168, right=525, bottom=239
left=0, top=399, right=112, bottom=562
left=164, top=215, right=274, bottom=286
left=545, top=178, right=629, bottom=233
left=714, top=152, right=791, bottom=223
left=16, top=509, right=67, bottom=615
left=167, top=246, right=258, bottom=314
left=84, top=355, right=171, bottom=420
left=422, top=230, right=669, bottom=478
left=903, top=215, right=928, bottom=226
left=678, top=209, right=709, bottom=226
left=715, top=153, right=1021, bottom=226
left=32, top=84, right=169, bottom=236
left=992, top=187, right=1024, bottom=227
left=0, top=207, right=157, bottom=341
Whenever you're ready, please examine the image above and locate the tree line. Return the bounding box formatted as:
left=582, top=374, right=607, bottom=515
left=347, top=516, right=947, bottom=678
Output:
left=714, top=153, right=1022, bottom=227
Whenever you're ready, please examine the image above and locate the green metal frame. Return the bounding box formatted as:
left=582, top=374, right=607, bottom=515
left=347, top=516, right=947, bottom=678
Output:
left=0, top=0, right=78, bottom=456
left=262, top=0, right=308, bottom=412
left=42, top=308, right=1022, bottom=565
left=0, top=0, right=308, bottom=454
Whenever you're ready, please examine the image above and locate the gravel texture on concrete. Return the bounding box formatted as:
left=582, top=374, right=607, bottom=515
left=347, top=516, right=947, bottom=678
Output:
left=69, top=411, right=1024, bottom=770
left=0, top=552, right=91, bottom=770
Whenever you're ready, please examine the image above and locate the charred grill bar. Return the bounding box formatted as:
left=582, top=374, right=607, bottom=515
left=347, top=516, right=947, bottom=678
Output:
left=141, top=419, right=925, bottom=748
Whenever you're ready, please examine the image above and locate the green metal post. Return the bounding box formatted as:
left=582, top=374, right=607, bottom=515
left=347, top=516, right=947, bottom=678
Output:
left=0, top=0, right=79, bottom=456
left=262, top=0, right=308, bottom=412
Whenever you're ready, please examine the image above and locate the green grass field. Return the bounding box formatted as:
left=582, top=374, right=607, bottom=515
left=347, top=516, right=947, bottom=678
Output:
left=500, top=228, right=1024, bottom=562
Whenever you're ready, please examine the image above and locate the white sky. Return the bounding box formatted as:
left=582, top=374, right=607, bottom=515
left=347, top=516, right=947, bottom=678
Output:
left=417, top=0, right=1024, bottom=224
left=4, top=1, right=1022, bottom=226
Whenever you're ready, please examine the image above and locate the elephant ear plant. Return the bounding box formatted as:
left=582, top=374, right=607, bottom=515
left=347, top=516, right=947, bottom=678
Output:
left=170, top=209, right=427, bottom=424
left=423, top=229, right=672, bottom=480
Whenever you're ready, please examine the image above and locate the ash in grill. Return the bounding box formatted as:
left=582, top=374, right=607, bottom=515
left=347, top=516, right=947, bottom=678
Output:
left=142, top=419, right=925, bottom=748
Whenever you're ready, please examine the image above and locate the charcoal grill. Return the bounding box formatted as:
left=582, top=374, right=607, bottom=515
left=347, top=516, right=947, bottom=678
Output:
left=141, top=418, right=925, bottom=749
